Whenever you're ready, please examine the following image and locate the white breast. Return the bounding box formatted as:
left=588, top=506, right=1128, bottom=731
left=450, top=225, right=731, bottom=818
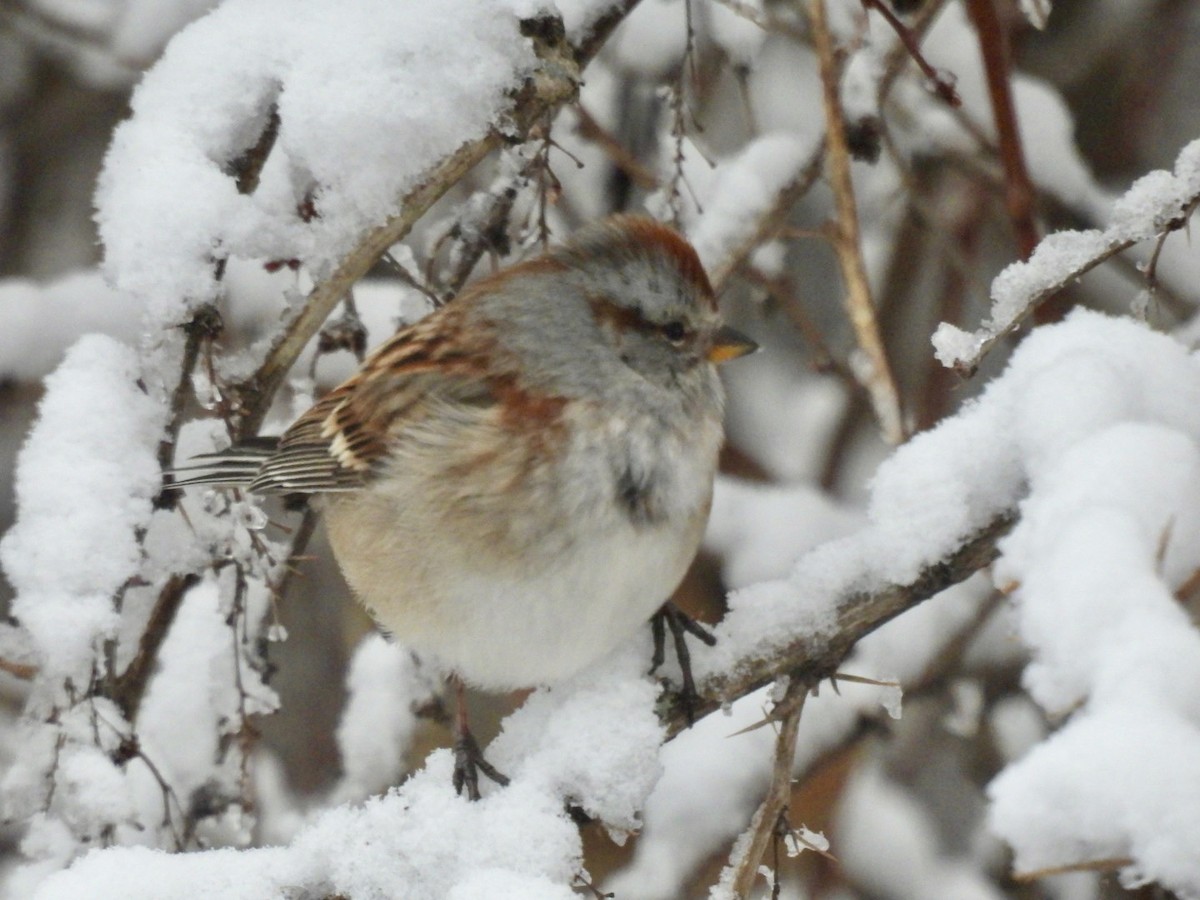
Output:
left=408, top=509, right=703, bottom=688
left=322, top=400, right=722, bottom=690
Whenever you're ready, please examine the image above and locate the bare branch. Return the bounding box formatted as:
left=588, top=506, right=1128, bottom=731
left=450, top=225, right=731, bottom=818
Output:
left=963, top=0, right=1039, bottom=265
left=810, top=0, right=906, bottom=445
left=722, top=678, right=809, bottom=897
left=862, top=0, right=961, bottom=106
left=111, top=572, right=202, bottom=722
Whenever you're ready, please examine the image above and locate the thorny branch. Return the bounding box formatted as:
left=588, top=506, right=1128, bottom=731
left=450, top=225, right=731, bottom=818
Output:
left=659, top=511, right=1017, bottom=739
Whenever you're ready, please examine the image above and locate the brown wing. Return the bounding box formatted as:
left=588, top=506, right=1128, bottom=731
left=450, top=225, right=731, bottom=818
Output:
left=249, top=308, right=493, bottom=494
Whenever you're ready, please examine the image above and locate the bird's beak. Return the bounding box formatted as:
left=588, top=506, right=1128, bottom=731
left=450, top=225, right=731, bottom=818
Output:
left=707, top=325, right=759, bottom=364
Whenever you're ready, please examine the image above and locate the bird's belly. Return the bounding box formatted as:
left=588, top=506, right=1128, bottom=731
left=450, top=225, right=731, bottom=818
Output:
left=325, top=493, right=702, bottom=689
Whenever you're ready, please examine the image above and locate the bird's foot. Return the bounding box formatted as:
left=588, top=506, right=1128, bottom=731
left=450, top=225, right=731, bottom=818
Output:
left=650, top=600, right=717, bottom=725
left=452, top=728, right=509, bottom=801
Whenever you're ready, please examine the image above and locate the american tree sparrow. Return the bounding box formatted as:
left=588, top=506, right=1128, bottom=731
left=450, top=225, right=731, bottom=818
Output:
left=177, top=215, right=756, bottom=797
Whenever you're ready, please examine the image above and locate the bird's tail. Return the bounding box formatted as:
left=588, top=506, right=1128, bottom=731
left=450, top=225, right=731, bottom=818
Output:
left=166, top=436, right=280, bottom=489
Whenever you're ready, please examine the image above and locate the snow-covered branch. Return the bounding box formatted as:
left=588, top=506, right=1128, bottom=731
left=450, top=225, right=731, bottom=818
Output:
left=934, top=138, right=1200, bottom=375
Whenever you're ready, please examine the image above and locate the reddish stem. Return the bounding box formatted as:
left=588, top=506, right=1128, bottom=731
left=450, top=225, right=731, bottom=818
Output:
left=963, top=0, right=1040, bottom=265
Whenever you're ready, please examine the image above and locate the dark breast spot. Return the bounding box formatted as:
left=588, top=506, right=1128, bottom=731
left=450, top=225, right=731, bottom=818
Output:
left=616, top=465, right=662, bottom=526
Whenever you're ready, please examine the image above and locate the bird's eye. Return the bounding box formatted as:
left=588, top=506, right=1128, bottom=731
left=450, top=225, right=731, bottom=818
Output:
left=662, top=320, right=687, bottom=342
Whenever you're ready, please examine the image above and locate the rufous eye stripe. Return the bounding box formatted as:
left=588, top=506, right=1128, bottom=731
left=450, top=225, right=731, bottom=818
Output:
left=587, top=293, right=659, bottom=335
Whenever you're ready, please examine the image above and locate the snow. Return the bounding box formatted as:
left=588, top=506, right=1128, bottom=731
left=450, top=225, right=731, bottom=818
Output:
left=705, top=476, right=862, bottom=588
left=332, top=634, right=435, bottom=802
left=605, top=0, right=687, bottom=78
left=704, top=0, right=767, bottom=67
left=0, top=335, right=161, bottom=689
left=611, top=309, right=1200, bottom=896
left=979, top=321, right=1200, bottom=892
left=96, top=0, right=550, bottom=325
left=31, top=647, right=664, bottom=898
left=553, top=0, right=624, bottom=43
left=1018, top=0, right=1052, bottom=29
left=835, top=764, right=1005, bottom=900
left=136, top=577, right=278, bottom=826
left=682, top=134, right=818, bottom=277
left=0, top=272, right=141, bottom=380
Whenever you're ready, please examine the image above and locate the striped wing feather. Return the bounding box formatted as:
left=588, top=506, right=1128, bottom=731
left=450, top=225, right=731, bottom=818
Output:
left=248, top=312, right=494, bottom=494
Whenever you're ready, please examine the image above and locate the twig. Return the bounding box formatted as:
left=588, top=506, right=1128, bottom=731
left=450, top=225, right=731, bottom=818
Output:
left=940, top=228, right=1180, bottom=378
left=723, top=677, right=809, bottom=897
left=1014, top=856, right=1135, bottom=881
left=573, top=103, right=659, bottom=191
left=154, top=305, right=224, bottom=510
left=707, top=143, right=826, bottom=292
left=155, top=109, right=281, bottom=506
left=1144, top=196, right=1200, bottom=301
left=963, top=0, right=1039, bottom=264
left=660, top=511, right=1016, bottom=739
left=111, top=572, right=202, bottom=722
left=810, top=0, right=906, bottom=445
left=228, top=105, right=281, bottom=196
left=431, top=162, right=530, bottom=298
left=918, top=183, right=984, bottom=429
left=0, top=656, right=36, bottom=680
left=533, top=131, right=560, bottom=250
left=738, top=267, right=848, bottom=380
left=861, top=0, right=960, bottom=106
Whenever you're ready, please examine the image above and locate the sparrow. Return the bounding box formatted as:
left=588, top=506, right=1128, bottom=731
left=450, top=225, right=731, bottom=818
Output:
left=175, top=215, right=757, bottom=797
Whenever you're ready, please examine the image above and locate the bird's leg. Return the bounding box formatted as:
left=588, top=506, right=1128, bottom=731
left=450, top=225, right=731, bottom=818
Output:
left=450, top=674, right=509, bottom=800
left=649, top=601, right=717, bottom=725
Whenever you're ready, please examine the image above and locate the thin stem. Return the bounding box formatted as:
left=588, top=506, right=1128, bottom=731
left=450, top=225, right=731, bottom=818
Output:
left=963, top=0, right=1039, bottom=264
left=725, top=678, right=809, bottom=896
left=810, top=0, right=906, bottom=444
left=573, top=103, right=659, bottom=191
left=707, top=143, right=826, bottom=292
left=862, top=0, right=960, bottom=106
left=112, top=572, right=202, bottom=722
